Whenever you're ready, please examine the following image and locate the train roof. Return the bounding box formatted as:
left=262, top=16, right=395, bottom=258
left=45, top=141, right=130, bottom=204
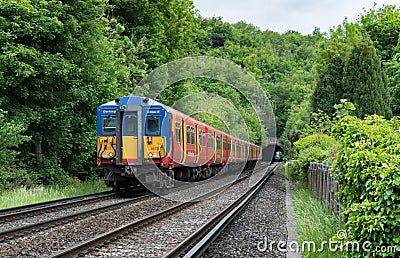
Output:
left=98, top=95, right=168, bottom=109
left=98, top=95, right=259, bottom=147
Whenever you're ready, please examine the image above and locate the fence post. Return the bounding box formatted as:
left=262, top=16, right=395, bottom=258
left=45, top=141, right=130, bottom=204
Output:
left=324, top=166, right=329, bottom=203
left=308, top=163, right=312, bottom=190
left=307, top=163, right=340, bottom=214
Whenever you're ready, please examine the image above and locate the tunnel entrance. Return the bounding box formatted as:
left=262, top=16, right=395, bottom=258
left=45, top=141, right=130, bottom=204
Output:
left=262, top=138, right=285, bottom=162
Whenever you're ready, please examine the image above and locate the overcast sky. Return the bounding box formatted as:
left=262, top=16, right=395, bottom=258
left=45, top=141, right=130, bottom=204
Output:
left=193, top=0, right=399, bottom=35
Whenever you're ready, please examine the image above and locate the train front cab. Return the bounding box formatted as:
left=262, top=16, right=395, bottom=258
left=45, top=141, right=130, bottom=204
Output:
left=97, top=97, right=172, bottom=191
left=118, top=104, right=172, bottom=188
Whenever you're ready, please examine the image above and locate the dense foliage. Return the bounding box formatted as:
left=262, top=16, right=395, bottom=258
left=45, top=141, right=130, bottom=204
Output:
left=285, top=133, right=338, bottom=181
left=0, top=1, right=399, bottom=191
left=0, top=110, right=31, bottom=190
left=332, top=115, right=400, bottom=257
left=342, top=34, right=392, bottom=118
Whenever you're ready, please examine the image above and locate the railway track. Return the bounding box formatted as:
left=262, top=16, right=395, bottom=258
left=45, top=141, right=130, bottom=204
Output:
left=166, top=163, right=279, bottom=257
left=49, top=163, right=277, bottom=257
left=0, top=191, right=115, bottom=222
left=0, top=186, right=152, bottom=241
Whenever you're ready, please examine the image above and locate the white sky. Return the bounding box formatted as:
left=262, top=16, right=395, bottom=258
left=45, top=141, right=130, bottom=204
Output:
left=193, top=0, right=399, bottom=35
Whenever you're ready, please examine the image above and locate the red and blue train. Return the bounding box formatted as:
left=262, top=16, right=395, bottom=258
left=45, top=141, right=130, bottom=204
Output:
left=96, top=95, right=262, bottom=192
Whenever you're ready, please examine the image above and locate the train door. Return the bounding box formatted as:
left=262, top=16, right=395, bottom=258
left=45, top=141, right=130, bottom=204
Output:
left=173, top=119, right=184, bottom=165
left=213, top=132, right=217, bottom=163
left=116, top=106, right=142, bottom=165
left=185, top=122, right=196, bottom=165
left=195, top=125, right=200, bottom=164
left=180, top=119, right=185, bottom=163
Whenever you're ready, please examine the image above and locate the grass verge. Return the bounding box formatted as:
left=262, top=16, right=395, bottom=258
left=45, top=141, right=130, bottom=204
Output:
left=0, top=180, right=110, bottom=209
left=291, top=179, right=343, bottom=258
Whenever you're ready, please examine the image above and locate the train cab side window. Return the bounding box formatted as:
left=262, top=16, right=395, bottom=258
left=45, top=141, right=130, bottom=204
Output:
left=175, top=122, right=180, bottom=142
left=102, top=116, right=116, bottom=134
left=146, top=116, right=160, bottom=134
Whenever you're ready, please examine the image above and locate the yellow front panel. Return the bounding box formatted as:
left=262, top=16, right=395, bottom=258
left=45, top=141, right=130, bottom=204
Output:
left=97, top=136, right=116, bottom=159
left=122, top=136, right=138, bottom=162
left=144, top=136, right=166, bottom=158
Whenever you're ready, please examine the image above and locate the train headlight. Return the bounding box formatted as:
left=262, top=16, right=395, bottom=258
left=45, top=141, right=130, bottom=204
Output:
left=148, top=152, right=153, bottom=157
left=109, top=153, right=113, bottom=157
left=153, top=152, right=158, bottom=157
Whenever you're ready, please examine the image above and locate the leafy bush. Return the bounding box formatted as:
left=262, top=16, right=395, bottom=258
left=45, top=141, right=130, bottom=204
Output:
left=331, top=115, right=400, bottom=257
left=284, top=160, right=304, bottom=181
left=0, top=110, right=32, bottom=191
left=38, top=160, right=77, bottom=187
left=294, top=133, right=339, bottom=173
left=0, top=165, right=38, bottom=191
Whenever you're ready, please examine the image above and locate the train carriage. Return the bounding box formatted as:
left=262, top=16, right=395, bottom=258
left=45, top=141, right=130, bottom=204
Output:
left=96, top=95, right=261, bottom=192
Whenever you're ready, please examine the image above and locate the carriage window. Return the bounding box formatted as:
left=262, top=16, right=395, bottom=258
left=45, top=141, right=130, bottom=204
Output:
left=146, top=116, right=160, bottom=134
left=186, top=126, right=194, bottom=144
left=200, top=131, right=206, bottom=146
left=208, top=134, right=214, bottom=148
left=216, top=136, right=221, bottom=150
left=175, top=122, right=180, bottom=142
left=192, top=127, right=195, bottom=144
left=223, top=138, right=226, bottom=151
left=102, top=116, right=116, bottom=134
left=124, top=114, right=137, bottom=134
left=186, top=126, right=190, bottom=143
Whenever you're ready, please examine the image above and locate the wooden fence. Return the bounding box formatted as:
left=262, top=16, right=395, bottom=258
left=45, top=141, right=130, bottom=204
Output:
left=308, top=163, right=340, bottom=214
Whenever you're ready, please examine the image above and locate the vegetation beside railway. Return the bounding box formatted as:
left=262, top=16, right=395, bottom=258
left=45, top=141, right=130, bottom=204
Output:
left=0, top=1, right=399, bottom=257
left=0, top=180, right=108, bottom=209
left=291, top=180, right=342, bottom=258
left=289, top=113, right=400, bottom=257
left=0, top=1, right=399, bottom=193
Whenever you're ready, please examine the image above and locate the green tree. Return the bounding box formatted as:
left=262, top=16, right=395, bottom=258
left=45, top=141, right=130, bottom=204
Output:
left=342, top=34, right=392, bottom=118
left=360, top=4, right=400, bottom=61
left=311, top=55, right=344, bottom=116
left=0, top=0, right=140, bottom=182
left=386, top=47, right=400, bottom=115
left=0, top=110, right=32, bottom=190
left=107, top=0, right=200, bottom=68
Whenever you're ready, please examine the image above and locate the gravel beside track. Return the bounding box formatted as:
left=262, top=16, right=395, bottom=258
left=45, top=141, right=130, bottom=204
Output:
left=203, top=172, right=287, bottom=257
left=84, top=171, right=272, bottom=257
left=0, top=164, right=286, bottom=257
left=0, top=196, right=175, bottom=257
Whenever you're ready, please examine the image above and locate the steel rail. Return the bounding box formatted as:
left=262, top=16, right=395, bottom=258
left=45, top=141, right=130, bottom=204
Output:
left=49, top=164, right=272, bottom=258
left=50, top=201, right=195, bottom=258
left=47, top=163, right=273, bottom=257
left=0, top=194, right=153, bottom=241
left=0, top=191, right=114, bottom=222
left=164, top=163, right=278, bottom=258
